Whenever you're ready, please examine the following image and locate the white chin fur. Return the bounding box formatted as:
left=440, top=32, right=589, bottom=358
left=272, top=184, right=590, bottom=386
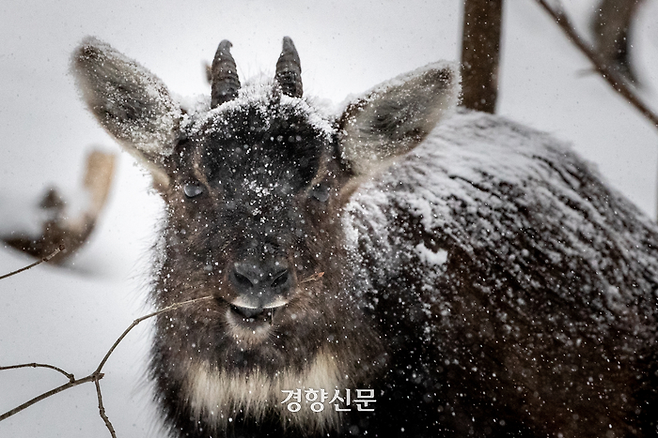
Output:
left=225, top=308, right=274, bottom=343
left=184, top=348, right=345, bottom=434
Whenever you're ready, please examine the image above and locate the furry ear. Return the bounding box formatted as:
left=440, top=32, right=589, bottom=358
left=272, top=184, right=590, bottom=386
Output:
left=338, top=62, right=459, bottom=176
left=71, top=37, right=182, bottom=171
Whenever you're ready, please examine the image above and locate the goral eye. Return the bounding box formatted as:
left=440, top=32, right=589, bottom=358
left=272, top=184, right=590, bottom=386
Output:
left=310, top=183, right=330, bottom=202
left=183, top=182, right=204, bottom=198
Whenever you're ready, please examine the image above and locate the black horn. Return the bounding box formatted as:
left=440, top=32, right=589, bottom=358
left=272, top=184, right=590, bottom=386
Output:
left=275, top=37, right=303, bottom=98
left=211, top=40, right=241, bottom=107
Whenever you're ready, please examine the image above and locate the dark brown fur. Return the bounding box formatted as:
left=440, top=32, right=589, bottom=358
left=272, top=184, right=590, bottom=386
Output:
left=72, top=37, right=658, bottom=438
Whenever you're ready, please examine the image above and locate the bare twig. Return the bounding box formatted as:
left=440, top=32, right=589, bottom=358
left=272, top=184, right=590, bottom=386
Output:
left=0, top=374, right=98, bottom=422
left=94, top=295, right=213, bottom=373
left=0, top=245, right=64, bottom=281
left=0, top=295, right=214, bottom=434
left=300, top=272, right=325, bottom=283
left=534, top=0, right=658, bottom=130
left=95, top=379, right=117, bottom=438
left=0, top=362, right=74, bottom=382
left=590, top=0, right=645, bottom=84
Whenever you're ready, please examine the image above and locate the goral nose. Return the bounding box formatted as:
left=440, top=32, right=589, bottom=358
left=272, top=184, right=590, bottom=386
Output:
left=229, top=259, right=292, bottom=310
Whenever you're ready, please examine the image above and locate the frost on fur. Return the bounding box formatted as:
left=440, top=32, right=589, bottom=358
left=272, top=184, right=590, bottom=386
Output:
left=71, top=37, right=181, bottom=163
left=338, top=62, right=459, bottom=176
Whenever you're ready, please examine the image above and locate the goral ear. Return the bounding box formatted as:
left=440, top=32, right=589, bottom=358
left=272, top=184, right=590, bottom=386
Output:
left=71, top=37, right=182, bottom=187
left=338, top=62, right=459, bottom=177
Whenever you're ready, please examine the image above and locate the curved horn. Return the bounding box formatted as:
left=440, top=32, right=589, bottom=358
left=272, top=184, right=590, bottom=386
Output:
left=211, top=40, right=241, bottom=107
left=275, top=37, right=303, bottom=98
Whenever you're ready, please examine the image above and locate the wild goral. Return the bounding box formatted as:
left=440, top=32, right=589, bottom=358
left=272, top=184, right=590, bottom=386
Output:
left=72, top=37, right=658, bottom=437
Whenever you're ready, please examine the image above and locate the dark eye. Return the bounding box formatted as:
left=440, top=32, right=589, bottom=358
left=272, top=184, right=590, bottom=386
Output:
left=310, top=183, right=330, bottom=202
left=183, top=182, right=204, bottom=198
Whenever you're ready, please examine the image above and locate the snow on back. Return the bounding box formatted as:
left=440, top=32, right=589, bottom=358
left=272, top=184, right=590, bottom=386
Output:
left=415, top=243, right=448, bottom=266
left=346, top=109, right=658, bottom=344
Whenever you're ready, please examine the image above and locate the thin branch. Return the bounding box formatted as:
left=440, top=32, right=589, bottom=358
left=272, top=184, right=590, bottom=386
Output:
left=0, top=245, right=65, bottom=281
left=0, top=362, right=74, bottom=382
left=95, top=379, right=117, bottom=438
left=300, top=272, right=325, bottom=283
left=534, top=0, right=658, bottom=130
left=94, top=295, right=213, bottom=374
left=0, top=374, right=98, bottom=421
left=0, top=295, right=214, bottom=432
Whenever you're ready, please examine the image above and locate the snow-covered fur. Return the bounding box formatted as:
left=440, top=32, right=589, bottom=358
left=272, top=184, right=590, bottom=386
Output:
left=72, top=37, right=658, bottom=438
left=347, top=110, right=658, bottom=437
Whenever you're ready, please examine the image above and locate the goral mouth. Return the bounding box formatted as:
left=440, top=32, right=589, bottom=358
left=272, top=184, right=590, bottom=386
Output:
left=228, top=304, right=278, bottom=325
left=221, top=295, right=290, bottom=336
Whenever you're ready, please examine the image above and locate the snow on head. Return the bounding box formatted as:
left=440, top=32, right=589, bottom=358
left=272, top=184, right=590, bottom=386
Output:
left=185, top=79, right=334, bottom=141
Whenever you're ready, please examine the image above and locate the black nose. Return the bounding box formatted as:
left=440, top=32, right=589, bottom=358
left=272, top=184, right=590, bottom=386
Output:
left=229, top=259, right=292, bottom=308
left=232, top=263, right=289, bottom=289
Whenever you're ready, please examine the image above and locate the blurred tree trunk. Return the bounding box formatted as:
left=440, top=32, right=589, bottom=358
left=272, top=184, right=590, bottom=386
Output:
left=590, top=0, right=645, bottom=85
left=460, top=0, right=503, bottom=114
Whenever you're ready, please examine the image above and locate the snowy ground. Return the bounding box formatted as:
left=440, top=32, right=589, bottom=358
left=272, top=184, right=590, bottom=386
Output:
left=1, top=0, right=657, bottom=437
